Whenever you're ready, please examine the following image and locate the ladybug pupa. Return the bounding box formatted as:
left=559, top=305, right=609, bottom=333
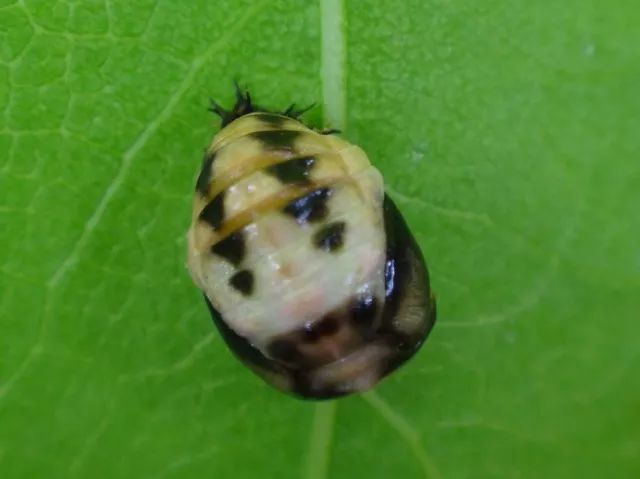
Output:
left=187, top=85, right=436, bottom=399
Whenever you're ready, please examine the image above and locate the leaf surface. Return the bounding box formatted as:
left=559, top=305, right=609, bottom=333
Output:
left=1, top=0, right=638, bottom=477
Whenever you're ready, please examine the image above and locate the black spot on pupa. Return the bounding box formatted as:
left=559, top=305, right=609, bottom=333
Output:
left=302, top=315, right=339, bottom=343
left=253, top=112, right=288, bottom=128
left=316, top=315, right=339, bottom=336
left=351, top=295, right=378, bottom=329
left=268, top=339, right=300, bottom=363
left=195, top=152, right=215, bottom=196
left=199, top=191, right=226, bottom=230
left=251, top=130, right=300, bottom=150
left=283, top=187, right=331, bottom=224
left=229, top=269, right=254, bottom=296
left=266, top=156, right=316, bottom=184
left=211, top=230, right=245, bottom=265
left=313, top=221, right=346, bottom=252
left=302, top=323, right=320, bottom=343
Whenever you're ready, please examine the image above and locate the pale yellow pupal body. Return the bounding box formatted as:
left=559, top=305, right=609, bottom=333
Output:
left=187, top=113, right=387, bottom=352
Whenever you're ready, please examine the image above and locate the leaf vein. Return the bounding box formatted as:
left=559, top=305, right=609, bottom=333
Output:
left=0, top=1, right=269, bottom=404
left=305, top=402, right=338, bottom=479
left=321, top=0, right=347, bottom=130
left=387, top=185, right=494, bottom=226
left=303, top=3, right=347, bottom=477
left=46, top=0, right=269, bottom=289
left=363, top=391, right=442, bottom=479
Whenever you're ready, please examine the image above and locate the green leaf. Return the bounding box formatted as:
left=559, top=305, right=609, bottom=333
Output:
left=1, top=0, right=638, bottom=477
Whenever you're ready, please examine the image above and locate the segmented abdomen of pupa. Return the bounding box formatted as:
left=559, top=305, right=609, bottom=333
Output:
left=187, top=112, right=387, bottom=361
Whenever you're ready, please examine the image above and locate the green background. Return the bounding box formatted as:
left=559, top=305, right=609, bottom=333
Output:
left=1, top=0, right=638, bottom=477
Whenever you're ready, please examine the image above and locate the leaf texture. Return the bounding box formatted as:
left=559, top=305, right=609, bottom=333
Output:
left=1, top=0, right=639, bottom=478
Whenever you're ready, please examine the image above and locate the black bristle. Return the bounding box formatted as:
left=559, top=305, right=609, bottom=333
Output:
left=283, top=102, right=316, bottom=119
left=208, top=82, right=321, bottom=128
